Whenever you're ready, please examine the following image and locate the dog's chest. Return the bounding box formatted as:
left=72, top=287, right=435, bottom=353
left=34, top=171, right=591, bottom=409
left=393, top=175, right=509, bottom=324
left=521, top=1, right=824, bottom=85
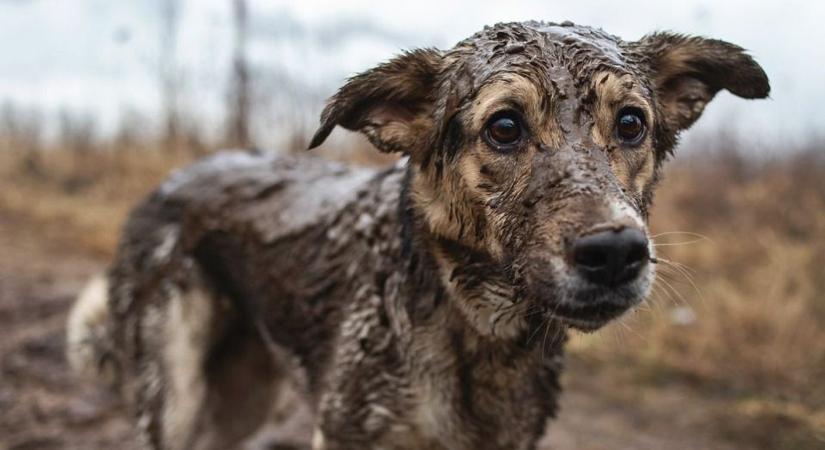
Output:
left=410, top=371, right=462, bottom=446
left=371, top=375, right=464, bottom=450
left=379, top=325, right=544, bottom=450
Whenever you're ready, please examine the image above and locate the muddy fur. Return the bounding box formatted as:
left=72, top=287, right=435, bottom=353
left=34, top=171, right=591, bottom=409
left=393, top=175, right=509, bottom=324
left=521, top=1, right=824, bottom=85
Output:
left=67, top=21, right=769, bottom=450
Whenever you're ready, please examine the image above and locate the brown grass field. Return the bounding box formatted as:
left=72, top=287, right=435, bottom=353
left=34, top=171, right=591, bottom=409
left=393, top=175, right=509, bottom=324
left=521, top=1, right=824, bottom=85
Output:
left=0, top=135, right=823, bottom=449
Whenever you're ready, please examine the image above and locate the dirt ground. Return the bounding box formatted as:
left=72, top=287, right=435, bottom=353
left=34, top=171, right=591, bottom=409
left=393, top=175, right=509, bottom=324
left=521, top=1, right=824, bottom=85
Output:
left=0, top=210, right=739, bottom=450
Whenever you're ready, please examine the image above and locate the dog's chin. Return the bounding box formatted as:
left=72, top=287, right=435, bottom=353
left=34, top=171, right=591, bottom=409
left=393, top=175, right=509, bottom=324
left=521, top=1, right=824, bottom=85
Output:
left=554, top=315, right=606, bottom=332
left=531, top=276, right=651, bottom=332
left=549, top=304, right=630, bottom=332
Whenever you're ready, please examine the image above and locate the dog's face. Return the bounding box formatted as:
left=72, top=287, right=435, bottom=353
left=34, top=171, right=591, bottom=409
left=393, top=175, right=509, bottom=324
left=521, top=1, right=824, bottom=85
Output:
left=310, top=22, right=769, bottom=336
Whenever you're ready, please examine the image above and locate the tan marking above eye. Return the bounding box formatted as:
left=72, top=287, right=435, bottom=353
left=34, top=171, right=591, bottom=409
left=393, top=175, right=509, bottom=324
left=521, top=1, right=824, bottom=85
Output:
left=587, top=72, right=657, bottom=202
left=590, top=72, right=654, bottom=148
left=471, top=75, right=564, bottom=149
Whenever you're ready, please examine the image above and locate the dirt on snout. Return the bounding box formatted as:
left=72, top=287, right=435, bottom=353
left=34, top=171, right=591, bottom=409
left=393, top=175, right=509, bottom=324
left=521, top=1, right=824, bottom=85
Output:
left=0, top=211, right=736, bottom=450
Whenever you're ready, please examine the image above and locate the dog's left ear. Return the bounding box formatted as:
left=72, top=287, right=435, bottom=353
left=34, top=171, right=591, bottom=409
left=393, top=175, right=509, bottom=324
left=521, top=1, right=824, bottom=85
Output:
left=308, top=48, right=443, bottom=156
left=633, top=33, right=770, bottom=132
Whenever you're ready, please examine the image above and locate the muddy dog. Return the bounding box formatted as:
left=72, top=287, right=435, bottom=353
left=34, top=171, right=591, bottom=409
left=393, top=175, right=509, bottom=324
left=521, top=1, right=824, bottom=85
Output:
left=67, top=21, right=769, bottom=450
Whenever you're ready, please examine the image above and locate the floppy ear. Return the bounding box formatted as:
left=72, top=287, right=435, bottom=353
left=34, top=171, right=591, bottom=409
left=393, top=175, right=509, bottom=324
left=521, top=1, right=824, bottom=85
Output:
left=308, top=48, right=443, bottom=156
left=635, top=33, right=770, bottom=132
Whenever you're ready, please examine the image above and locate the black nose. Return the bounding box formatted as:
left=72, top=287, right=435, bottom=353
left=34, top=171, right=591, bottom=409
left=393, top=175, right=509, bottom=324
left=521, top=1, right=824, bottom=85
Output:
left=571, top=227, right=649, bottom=287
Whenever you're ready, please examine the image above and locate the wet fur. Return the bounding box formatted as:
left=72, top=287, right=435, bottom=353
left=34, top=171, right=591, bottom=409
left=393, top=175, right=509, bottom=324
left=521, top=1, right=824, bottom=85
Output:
left=67, top=21, right=769, bottom=450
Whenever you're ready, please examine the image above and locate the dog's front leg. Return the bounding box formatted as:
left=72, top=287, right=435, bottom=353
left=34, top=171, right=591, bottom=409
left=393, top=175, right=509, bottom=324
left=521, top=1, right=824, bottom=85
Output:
left=310, top=293, right=419, bottom=450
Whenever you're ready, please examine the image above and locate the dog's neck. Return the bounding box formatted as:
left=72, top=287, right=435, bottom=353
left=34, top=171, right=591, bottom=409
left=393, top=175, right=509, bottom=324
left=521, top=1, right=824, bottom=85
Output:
left=399, top=164, right=554, bottom=343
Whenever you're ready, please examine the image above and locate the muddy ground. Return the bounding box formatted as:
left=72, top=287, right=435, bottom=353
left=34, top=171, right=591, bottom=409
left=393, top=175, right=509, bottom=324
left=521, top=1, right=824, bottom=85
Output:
left=0, top=211, right=737, bottom=450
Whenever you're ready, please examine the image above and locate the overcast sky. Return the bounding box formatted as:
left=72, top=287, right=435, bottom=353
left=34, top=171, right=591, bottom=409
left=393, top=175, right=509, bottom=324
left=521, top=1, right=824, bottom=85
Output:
left=0, top=0, right=822, bottom=151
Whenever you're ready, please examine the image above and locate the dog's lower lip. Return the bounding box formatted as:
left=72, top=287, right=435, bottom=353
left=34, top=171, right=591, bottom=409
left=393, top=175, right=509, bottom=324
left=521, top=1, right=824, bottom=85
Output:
left=544, top=297, right=639, bottom=330
left=553, top=299, right=633, bottom=318
left=549, top=314, right=604, bottom=331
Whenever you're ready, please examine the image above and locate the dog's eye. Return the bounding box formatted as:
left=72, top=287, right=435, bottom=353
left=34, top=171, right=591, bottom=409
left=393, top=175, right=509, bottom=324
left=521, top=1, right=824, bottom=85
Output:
left=484, top=113, right=523, bottom=148
left=615, top=107, right=646, bottom=145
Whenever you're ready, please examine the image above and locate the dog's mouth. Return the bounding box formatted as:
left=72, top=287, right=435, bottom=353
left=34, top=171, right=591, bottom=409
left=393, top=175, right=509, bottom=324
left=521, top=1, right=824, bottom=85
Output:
left=546, top=297, right=636, bottom=331
left=528, top=274, right=650, bottom=332
left=552, top=315, right=604, bottom=332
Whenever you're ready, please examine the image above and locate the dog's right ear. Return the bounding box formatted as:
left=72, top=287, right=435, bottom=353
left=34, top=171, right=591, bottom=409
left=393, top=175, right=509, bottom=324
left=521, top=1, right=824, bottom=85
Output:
left=308, top=48, right=443, bottom=156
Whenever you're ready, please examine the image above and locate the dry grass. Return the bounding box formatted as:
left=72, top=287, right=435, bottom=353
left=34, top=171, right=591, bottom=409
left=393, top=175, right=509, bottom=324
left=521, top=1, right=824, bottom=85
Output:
left=0, top=149, right=191, bottom=255
left=1, top=137, right=823, bottom=448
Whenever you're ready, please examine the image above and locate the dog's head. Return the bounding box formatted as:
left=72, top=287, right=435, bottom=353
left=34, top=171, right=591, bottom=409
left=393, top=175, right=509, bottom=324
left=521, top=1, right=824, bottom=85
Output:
left=310, top=22, right=769, bottom=337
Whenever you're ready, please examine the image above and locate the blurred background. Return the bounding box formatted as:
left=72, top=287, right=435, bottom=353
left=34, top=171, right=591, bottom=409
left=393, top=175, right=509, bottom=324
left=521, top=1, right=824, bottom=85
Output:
left=0, top=1, right=823, bottom=449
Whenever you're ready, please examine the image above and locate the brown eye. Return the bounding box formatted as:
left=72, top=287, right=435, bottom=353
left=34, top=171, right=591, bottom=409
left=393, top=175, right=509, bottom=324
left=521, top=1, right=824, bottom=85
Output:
left=484, top=113, right=523, bottom=148
left=615, top=107, right=646, bottom=145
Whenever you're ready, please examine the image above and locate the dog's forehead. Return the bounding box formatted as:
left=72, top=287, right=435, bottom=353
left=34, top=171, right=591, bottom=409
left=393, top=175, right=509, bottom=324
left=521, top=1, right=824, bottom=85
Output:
left=447, top=21, right=638, bottom=94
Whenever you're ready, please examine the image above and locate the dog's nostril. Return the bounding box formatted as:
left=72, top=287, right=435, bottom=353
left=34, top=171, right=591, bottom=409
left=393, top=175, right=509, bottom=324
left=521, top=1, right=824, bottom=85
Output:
left=572, top=241, right=610, bottom=270
left=570, top=227, right=649, bottom=287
